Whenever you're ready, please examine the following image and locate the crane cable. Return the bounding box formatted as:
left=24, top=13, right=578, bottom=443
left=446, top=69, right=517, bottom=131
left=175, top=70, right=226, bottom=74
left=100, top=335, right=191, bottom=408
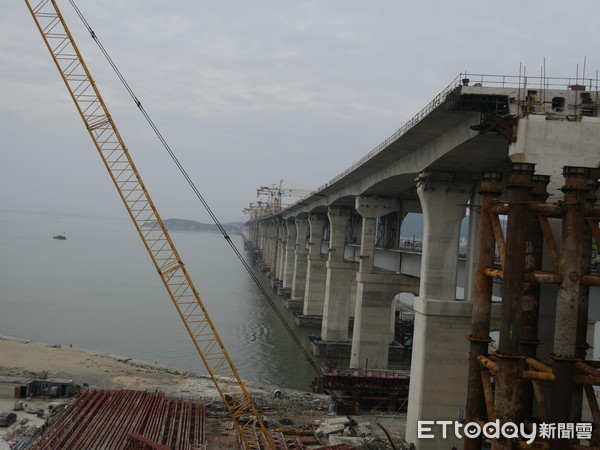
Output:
left=66, top=6, right=386, bottom=447
left=66, top=0, right=326, bottom=382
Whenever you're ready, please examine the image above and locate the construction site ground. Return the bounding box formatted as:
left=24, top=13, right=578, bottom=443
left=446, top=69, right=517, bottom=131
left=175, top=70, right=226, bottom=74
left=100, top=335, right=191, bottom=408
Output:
left=0, top=337, right=407, bottom=449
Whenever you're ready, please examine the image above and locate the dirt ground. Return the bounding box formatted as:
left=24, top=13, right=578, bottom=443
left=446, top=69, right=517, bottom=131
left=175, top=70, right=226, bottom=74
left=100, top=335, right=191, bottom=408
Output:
left=0, top=336, right=407, bottom=449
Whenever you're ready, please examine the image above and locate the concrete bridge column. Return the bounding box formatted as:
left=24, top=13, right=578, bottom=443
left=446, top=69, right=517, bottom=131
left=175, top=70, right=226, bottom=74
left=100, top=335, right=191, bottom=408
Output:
left=261, top=221, right=271, bottom=269
left=322, top=206, right=357, bottom=342
left=266, top=221, right=275, bottom=268
left=464, top=191, right=480, bottom=303
left=405, top=173, right=472, bottom=449
left=272, top=220, right=285, bottom=289
left=416, top=174, right=471, bottom=300
left=257, top=222, right=267, bottom=263
left=264, top=221, right=274, bottom=272
left=278, top=224, right=286, bottom=280
left=269, top=220, right=280, bottom=275
left=251, top=221, right=259, bottom=248
left=279, top=219, right=296, bottom=295
left=290, top=218, right=309, bottom=307
left=303, top=213, right=328, bottom=317
left=256, top=222, right=263, bottom=251
left=350, top=195, right=401, bottom=369
left=276, top=221, right=285, bottom=277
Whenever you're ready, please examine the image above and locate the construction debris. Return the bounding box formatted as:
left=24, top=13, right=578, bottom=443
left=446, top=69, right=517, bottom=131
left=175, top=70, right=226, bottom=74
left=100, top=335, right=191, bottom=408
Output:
left=313, top=417, right=380, bottom=448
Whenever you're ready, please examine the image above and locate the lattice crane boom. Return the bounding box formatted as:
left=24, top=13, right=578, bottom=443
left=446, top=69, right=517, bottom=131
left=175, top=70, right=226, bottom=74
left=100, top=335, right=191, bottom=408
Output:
left=24, top=1, right=274, bottom=448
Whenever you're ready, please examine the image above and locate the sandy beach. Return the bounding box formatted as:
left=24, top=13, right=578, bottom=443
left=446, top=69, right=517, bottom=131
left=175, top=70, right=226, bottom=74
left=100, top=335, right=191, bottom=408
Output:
left=0, top=335, right=224, bottom=399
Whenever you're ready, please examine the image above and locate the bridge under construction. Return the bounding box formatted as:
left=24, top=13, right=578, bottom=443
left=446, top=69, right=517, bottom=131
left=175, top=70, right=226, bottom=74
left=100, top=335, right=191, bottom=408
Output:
left=245, top=73, right=600, bottom=449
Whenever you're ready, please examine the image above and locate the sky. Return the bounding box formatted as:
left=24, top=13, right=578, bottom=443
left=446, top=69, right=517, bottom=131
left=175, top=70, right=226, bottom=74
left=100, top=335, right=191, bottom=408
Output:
left=1, top=1, right=599, bottom=223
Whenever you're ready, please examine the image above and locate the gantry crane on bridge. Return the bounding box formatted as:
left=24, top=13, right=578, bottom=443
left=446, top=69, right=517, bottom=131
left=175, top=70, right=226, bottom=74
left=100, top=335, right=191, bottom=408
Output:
left=24, top=0, right=276, bottom=448
left=255, top=180, right=313, bottom=216
left=243, top=201, right=269, bottom=221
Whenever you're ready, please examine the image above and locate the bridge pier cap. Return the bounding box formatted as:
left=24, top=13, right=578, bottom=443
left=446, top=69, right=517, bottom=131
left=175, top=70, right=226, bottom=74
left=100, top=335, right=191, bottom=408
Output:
left=355, top=195, right=400, bottom=218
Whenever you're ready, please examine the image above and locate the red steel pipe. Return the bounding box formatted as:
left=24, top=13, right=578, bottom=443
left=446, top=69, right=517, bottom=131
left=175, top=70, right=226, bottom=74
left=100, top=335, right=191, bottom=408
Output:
left=493, top=162, right=535, bottom=450
left=519, top=174, right=549, bottom=420
left=550, top=166, right=588, bottom=450
left=465, top=172, right=503, bottom=450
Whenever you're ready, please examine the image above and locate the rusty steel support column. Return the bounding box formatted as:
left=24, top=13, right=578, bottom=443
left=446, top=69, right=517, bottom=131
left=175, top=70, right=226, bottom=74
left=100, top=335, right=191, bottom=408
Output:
left=465, top=172, right=502, bottom=450
left=572, top=172, right=598, bottom=426
left=493, top=162, right=535, bottom=450
left=518, top=174, right=550, bottom=421
left=550, top=166, right=588, bottom=450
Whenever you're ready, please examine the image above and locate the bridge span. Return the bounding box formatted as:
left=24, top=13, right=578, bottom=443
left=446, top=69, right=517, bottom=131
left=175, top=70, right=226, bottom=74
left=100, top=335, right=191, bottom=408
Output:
left=244, top=73, right=600, bottom=449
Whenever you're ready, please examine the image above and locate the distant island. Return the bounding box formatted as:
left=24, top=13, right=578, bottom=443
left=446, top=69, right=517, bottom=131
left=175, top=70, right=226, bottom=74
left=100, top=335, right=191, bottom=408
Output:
left=144, top=218, right=242, bottom=235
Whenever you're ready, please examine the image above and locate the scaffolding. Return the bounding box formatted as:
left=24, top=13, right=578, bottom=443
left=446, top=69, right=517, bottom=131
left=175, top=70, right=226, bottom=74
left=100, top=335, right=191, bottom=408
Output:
left=465, top=163, right=600, bottom=449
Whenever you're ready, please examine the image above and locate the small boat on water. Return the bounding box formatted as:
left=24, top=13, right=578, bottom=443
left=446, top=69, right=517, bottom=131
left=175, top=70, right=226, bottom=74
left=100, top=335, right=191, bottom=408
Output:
left=52, top=233, right=67, bottom=240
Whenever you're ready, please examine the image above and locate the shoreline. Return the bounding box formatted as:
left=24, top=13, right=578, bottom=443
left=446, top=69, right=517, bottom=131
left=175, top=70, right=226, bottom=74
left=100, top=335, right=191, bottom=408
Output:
left=0, top=335, right=310, bottom=400
left=0, top=334, right=205, bottom=377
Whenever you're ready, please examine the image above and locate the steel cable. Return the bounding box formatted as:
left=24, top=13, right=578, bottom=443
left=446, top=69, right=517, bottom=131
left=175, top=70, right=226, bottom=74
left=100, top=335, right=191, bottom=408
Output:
left=66, top=5, right=384, bottom=446
left=66, top=0, right=324, bottom=380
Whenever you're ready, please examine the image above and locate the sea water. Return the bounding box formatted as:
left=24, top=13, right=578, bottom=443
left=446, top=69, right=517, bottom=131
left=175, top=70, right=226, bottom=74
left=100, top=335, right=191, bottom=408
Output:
left=0, top=210, right=329, bottom=391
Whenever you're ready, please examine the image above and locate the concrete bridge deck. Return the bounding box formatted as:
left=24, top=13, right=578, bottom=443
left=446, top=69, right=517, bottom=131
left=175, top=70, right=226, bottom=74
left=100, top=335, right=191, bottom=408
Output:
left=279, top=74, right=599, bottom=216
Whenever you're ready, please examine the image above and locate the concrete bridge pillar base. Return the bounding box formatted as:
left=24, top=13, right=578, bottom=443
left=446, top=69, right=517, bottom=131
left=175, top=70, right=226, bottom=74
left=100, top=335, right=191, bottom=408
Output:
left=277, top=287, right=292, bottom=297
left=312, top=338, right=408, bottom=360
left=405, top=299, right=501, bottom=449
left=284, top=299, right=303, bottom=311
left=294, top=315, right=323, bottom=328
left=406, top=298, right=474, bottom=449
left=270, top=278, right=281, bottom=291
left=321, top=260, right=358, bottom=341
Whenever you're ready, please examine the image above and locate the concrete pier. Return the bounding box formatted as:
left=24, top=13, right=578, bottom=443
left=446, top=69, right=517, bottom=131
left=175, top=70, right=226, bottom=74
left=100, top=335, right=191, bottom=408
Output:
left=302, top=213, right=328, bottom=317
left=415, top=173, right=471, bottom=300
left=289, top=217, right=309, bottom=310
left=271, top=220, right=280, bottom=278
left=274, top=221, right=285, bottom=287
left=350, top=196, right=401, bottom=369
left=321, top=207, right=358, bottom=342
left=405, top=299, right=502, bottom=448
left=278, top=219, right=296, bottom=297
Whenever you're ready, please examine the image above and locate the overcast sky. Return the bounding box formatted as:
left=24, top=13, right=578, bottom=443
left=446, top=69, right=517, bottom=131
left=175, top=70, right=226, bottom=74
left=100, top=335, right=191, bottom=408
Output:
left=1, top=1, right=599, bottom=223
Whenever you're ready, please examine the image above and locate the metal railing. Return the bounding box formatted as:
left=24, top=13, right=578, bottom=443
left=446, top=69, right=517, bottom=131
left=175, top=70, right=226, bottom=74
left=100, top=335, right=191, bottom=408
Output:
left=459, top=72, right=598, bottom=91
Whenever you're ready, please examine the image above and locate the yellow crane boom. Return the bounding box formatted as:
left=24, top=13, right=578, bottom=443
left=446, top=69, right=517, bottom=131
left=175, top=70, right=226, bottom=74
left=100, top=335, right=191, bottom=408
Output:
left=24, top=1, right=275, bottom=448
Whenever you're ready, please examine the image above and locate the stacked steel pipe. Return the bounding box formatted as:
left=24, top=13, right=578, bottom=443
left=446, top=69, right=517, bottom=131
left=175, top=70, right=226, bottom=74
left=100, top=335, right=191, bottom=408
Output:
left=30, top=389, right=206, bottom=450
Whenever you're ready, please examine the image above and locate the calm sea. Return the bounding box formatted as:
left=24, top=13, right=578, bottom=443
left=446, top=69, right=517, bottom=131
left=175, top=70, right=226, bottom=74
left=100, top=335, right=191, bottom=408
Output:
left=0, top=210, right=329, bottom=391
